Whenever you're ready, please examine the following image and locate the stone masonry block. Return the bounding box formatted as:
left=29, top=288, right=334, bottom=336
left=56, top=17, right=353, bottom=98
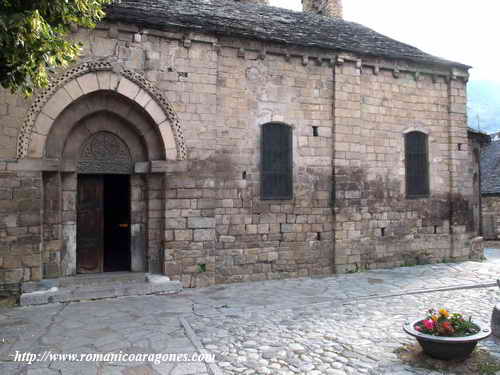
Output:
left=145, top=99, right=167, bottom=125
left=96, top=71, right=112, bottom=91
left=165, top=218, right=186, bottom=229
left=27, top=133, right=46, bottom=158
left=135, top=89, right=153, bottom=107
left=76, top=73, right=99, bottom=95
left=117, top=78, right=141, bottom=99
left=34, top=113, right=54, bottom=136
left=4, top=269, right=24, bottom=283
left=194, top=229, right=215, bottom=241
left=43, top=88, right=72, bottom=120
left=175, top=230, right=193, bottom=241
left=63, top=79, right=84, bottom=100
left=188, top=217, right=215, bottom=229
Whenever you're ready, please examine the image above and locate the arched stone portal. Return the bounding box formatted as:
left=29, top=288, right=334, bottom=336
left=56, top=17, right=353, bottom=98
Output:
left=17, top=62, right=186, bottom=161
left=17, top=64, right=186, bottom=278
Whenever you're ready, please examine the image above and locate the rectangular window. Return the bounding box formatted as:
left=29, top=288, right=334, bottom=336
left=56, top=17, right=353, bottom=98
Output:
left=405, top=131, right=430, bottom=198
left=261, top=123, right=293, bottom=200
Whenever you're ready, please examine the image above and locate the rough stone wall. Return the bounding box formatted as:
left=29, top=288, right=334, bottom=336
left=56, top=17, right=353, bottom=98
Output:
left=467, top=134, right=483, bottom=236
left=0, top=25, right=336, bottom=288
left=0, top=91, right=24, bottom=160
left=482, top=195, right=500, bottom=239
left=0, top=169, right=42, bottom=295
left=43, top=172, right=62, bottom=278
left=0, top=21, right=474, bottom=290
left=333, top=61, right=475, bottom=272
left=303, top=0, right=343, bottom=18
left=161, top=43, right=335, bottom=286
left=236, top=0, right=269, bottom=4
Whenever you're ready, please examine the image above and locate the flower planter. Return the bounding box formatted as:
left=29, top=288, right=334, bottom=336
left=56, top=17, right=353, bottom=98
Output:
left=403, top=319, right=491, bottom=360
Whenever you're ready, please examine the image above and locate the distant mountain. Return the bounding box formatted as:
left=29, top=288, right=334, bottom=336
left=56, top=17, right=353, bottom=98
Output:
left=468, top=80, right=500, bottom=133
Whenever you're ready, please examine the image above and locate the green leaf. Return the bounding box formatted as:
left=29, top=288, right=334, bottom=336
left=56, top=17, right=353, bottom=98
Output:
left=0, top=0, right=112, bottom=96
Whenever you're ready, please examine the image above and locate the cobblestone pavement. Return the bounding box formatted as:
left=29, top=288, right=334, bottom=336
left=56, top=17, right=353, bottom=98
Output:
left=189, top=287, right=500, bottom=375
left=0, top=260, right=499, bottom=374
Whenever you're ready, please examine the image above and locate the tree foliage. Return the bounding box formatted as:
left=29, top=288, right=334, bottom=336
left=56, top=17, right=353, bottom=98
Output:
left=0, top=0, right=112, bottom=96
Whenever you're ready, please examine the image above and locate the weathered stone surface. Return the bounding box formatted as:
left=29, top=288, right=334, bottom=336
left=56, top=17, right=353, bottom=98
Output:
left=194, top=229, right=215, bottom=242
left=20, top=273, right=182, bottom=306
left=0, top=0, right=474, bottom=290
left=188, top=217, right=215, bottom=229
left=185, top=261, right=499, bottom=375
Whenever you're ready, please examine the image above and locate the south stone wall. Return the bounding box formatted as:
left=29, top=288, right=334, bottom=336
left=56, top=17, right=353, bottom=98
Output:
left=161, top=40, right=335, bottom=286
left=467, top=133, right=484, bottom=237
left=333, top=61, right=476, bottom=272
left=0, top=23, right=336, bottom=288
left=482, top=195, right=500, bottom=240
left=0, top=21, right=475, bottom=290
left=0, top=170, right=42, bottom=295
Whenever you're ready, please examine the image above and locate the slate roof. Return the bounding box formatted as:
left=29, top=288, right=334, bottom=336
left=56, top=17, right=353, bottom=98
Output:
left=481, top=140, right=500, bottom=194
left=468, top=127, right=490, bottom=144
left=106, top=0, right=469, bottom=69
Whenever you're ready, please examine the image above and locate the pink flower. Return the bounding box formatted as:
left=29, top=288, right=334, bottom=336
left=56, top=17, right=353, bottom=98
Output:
left=415, top=326, right=421, bottom=331
left=423, top=319, right=435, bottom=330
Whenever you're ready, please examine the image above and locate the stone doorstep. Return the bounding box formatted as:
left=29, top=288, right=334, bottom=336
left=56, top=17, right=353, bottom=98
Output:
left=22, top=271, right=149, bottom=292
left=19, top=273, right=182, bottom=306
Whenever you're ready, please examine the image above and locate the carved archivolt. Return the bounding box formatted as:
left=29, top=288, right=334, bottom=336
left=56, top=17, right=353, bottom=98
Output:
left=17, top=60, right=187, bottom=160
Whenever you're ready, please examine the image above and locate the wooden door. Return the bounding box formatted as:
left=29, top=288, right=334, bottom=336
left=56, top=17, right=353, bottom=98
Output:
left=77, top=175, right=104, bottom=273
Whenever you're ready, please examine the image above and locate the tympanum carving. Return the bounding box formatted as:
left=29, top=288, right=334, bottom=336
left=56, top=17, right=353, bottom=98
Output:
left=78, top=132, right=132, bottom=174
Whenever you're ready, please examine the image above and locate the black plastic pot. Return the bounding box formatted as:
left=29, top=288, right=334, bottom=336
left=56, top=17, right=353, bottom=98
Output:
left=403, top=319, right=491, bottom=360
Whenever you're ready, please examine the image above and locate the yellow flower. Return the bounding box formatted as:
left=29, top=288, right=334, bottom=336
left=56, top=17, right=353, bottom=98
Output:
left=431, top=315, right=438, bottom=322
left=439, top=308, right=449, bottom=318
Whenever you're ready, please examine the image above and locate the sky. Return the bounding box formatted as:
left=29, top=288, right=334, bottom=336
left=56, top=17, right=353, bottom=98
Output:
left=269, top=0, right=500, bottom=83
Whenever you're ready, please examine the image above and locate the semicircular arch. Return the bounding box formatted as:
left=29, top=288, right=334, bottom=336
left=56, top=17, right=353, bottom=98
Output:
left=17, top=61, right=186, bottom=161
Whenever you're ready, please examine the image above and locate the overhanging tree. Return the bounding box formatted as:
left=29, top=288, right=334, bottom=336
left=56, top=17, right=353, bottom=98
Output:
left=0, top=0, right=112, bottom=96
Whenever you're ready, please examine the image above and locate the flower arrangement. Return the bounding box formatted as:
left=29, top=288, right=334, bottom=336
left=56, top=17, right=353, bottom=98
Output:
left=414, top=308, right=480, bottom=337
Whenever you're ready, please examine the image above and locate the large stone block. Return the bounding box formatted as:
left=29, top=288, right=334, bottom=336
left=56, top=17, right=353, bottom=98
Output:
left=3, top=269, right=24, bottom=283
left=175, top=230, right=193, bottom=241
left=194, top=229, right=215, bottom=241
left=188, top=217, right=215, bottom=229
left=18, top=213, right=40, bottom=226
left=165, top=218, right=187, bottom=229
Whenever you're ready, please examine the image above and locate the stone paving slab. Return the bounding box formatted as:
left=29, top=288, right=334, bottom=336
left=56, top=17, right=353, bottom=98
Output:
left=0, top=295, right=211, bottom=374
left=20, top=274, right=182, bottom=306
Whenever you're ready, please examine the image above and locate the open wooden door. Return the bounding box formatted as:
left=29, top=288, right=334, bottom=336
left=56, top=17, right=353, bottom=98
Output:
left=77, top=175, right=104, bottom=273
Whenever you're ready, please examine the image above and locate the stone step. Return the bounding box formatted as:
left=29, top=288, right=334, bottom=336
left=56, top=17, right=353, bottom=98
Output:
left=20, top=273, right=181, bottom=306
left=22, top=272, right=148, bottom=293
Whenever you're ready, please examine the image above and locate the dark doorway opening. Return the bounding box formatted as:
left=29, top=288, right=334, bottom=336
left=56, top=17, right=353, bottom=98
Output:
left=103, top=175, right=131, bottom=272
left=76, top=174, right=131, bottom=273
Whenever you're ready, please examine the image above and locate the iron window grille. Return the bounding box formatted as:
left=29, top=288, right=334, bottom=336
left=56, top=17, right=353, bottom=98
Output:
left=405, top=131, right=430, bottom=198
left=261, top=123, right=293, bottom=200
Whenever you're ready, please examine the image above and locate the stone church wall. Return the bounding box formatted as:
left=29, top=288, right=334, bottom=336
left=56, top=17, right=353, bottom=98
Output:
left=0, top=21, right=475, bottom=291
left=482, top=196, right=500, bottom=240
left=0, top=24, right=336, bottom=289
left=467, top=132, right=486, bottom=237
left=333, top=61, right=477, bottom=272
left=0, top=170, right=42, bottom=294
left=159, top=38, right=335, bottom=286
